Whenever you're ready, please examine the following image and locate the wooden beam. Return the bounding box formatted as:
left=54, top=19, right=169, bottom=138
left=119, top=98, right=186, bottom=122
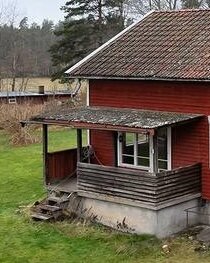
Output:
left=77, top=129, right=82, bottom=162
left=113, top=131, right=118, bottom=167
left=43, top=124, right=48, bottom=185
left=27, top=119, right=154, bottom=135
left=152, top=133, right=158, bottom=174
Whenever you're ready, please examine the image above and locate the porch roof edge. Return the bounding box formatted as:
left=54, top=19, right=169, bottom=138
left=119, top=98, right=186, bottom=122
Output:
left=22, top=106, right=204, bottom=132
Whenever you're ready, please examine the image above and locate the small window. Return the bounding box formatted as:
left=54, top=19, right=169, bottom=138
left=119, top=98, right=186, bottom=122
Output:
left=119, top=132, right=150, bottom=171
left=8, top=98, right=17, bottom=104
left=137, top=134, right=150, bottom=168
left=121, top=133, right=135, bottom=165
left=118, top=128, right=171, bottom=172
left=157, top=128, right=168, bottom=171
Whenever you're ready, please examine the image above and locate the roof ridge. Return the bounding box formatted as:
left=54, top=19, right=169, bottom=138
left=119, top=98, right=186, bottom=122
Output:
left=154, top=8, right=210, bottom=13
left=65, top=10, right=155, bottom=75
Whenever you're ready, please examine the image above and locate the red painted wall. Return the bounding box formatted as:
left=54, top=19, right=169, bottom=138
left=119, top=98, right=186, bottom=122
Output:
left=90, top=130, right=115, bottom=166
left=89, top=79, right=210, bottom=199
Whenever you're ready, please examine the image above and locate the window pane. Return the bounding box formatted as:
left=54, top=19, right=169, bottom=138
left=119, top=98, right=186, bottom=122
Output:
left=158, top=160, right=167, bottom=170
left=157, top=128, right=168, bottom=170
left=137, top=157, right=150, bottom=167
left=137, top=134, right=150, bottom=167
left=122, top=155, right=134, bottom=165
left=157, top=128, right=167, bottom=160
left=122, top=133, right=134, bottom=155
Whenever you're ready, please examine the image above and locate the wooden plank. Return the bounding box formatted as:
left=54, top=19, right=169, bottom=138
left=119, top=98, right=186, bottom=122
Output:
left=77, top=170, right=200, bottom=192
left=77, top=162, right=201, bottom=205
left=78, top=178, right=200, bottom=199
left=78, top=185, right=158, bottom=203
left=78, top=179, right=157, bottom=195
left=78, top=162, right=200, bottom=182
left=78, top=162, right=154, bottom=178
left=78, top=166, right=157, bottom=182
left=77, top=169, right=199, bottom=189
left=77, top=129, right=82, bottom=162
left=43, top=124, right=48, bottom=184
left=78, top=176, right=200, bottom=195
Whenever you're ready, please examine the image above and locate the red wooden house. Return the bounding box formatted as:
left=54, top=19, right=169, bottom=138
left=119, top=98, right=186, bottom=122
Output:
left=27, top=9, right=210, bottom=237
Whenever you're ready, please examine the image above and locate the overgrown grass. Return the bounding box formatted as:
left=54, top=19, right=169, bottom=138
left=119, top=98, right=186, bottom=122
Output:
left=1, top=129, right=210, bottom=262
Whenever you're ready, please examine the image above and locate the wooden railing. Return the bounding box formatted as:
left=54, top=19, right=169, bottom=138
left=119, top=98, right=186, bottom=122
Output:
left=46, top=148, right=77, bottom=183
left=77, top=162, right=201, bottom=205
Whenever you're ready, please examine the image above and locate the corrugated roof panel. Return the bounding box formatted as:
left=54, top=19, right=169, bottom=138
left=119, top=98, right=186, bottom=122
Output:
left=31, top=106, right=203, bottom=129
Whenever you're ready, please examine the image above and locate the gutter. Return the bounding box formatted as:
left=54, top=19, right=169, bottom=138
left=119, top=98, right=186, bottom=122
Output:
left=65, top=75, right=210, bottom=83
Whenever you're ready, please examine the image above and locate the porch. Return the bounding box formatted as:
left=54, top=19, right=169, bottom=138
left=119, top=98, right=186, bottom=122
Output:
left=45, top=144, right=201, bottom=207
left=26, top=106, right=204, bottom=235
left=32, top=106, right=203, bottom=207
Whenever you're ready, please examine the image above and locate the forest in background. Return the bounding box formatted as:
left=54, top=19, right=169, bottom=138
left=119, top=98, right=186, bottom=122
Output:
left=0, top=0, right=210, bottom=91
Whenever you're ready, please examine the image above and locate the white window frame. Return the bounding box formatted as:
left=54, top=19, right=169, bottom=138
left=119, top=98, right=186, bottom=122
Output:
left=86, top=80, right=90, bottom=145
left=167, top=127, right=172, bottom=170
left=117, top=127, right=171, bottom=172
left=118, top=132, right=153, bottom=172
left=8, top=98, right=17, bottom=104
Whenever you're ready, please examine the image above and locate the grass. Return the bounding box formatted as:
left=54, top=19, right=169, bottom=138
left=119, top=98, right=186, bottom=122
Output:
left=1, top=128, right=210, bottom=262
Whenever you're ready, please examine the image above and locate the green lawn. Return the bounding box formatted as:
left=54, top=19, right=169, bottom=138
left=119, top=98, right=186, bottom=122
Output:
left=0, top=129, right=210, bottom=263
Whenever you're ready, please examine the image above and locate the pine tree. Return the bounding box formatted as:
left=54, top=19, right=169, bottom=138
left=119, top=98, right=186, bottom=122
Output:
left=181, top=0, right=203, bottom=8
left=50, top=0, right=126, bottom=80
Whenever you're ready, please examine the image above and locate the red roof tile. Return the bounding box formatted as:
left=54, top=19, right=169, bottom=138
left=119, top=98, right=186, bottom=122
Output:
left=66, top=9, right=210, bottom=81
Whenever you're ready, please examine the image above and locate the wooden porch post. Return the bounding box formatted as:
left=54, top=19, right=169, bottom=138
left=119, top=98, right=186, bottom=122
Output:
left=153, top=132, right=158, bottom=174
left=77, top=129, right=82, bottom=162
left=43, top=124, right=48, bottom=185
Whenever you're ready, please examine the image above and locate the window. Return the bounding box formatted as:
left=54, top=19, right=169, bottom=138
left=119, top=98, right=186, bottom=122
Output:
left=118, top=132, right=151, bottom=171
left=118, top=128, right=171, bottom=172
left=157, top=128, right=168, bottom=171
left=8, top=98, right=17, bottom=104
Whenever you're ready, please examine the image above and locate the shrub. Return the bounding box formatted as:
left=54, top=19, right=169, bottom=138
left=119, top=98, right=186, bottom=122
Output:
left=0, top=103, right=43, bottom=146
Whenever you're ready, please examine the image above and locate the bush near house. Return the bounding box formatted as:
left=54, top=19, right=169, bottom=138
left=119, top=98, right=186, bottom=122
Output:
left=0, top=103, right=43, bottom=145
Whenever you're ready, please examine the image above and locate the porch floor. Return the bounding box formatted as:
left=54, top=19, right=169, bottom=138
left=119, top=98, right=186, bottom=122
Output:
left=47, top=176, right=77, bottom=193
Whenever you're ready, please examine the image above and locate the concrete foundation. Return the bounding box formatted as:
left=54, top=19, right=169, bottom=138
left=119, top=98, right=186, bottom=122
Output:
left=199, top=201, right=210, bottom=225
left=76, top=194, right=201, bottom=238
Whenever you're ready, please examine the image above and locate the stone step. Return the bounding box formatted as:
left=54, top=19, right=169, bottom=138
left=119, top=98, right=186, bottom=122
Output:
left=39, top=204, right=62, bottom=212
left=31, top=213, right=53, bottom=221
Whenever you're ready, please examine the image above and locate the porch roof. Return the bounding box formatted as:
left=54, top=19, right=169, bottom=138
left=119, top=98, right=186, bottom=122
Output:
left=28, top=106, right=203, bottom=133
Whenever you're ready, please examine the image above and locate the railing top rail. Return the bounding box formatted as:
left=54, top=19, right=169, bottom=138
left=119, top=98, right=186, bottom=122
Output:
left=47, top=148, right=77, bottom=155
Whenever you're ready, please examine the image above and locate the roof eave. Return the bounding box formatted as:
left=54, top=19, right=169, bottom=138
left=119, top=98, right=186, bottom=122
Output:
left=22, top=119, right=155, bottom=135
left=65, top=75, right=210, bottom=83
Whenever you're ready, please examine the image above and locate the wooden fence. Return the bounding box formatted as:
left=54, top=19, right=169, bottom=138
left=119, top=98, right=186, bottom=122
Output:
left=77, top=162, right=201, bottom=205
left=46, top=148, right=77, bottom=183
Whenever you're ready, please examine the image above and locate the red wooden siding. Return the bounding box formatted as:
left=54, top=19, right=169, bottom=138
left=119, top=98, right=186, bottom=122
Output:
left=90, top=130, right=115, bottom=166
left=46, top=148, right=77, bottom=183
left=89, top=79, right=210, bottom=199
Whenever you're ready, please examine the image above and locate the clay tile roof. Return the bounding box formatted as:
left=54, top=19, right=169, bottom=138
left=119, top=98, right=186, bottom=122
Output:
left=66, top=9, right=210, bottom=81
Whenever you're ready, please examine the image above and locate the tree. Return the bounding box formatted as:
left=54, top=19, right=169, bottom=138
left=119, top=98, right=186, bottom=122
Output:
left=50, top=0, right=127, bottom=79
left=124, top=0, right=179, bottom=17
left=181, top=0, right=203, bottom=8
left=0, top=1, right=20, bottom=26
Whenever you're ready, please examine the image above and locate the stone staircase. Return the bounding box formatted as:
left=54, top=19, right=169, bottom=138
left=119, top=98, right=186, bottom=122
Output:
left=31, top=190, right=73, bottom=221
